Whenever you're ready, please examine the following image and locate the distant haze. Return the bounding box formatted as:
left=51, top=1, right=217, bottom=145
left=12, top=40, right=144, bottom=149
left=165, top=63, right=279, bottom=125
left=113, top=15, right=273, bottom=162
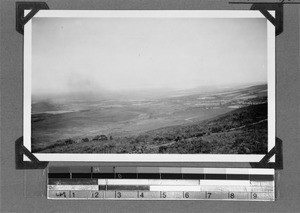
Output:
left=32, top=17, right=267, bottom=97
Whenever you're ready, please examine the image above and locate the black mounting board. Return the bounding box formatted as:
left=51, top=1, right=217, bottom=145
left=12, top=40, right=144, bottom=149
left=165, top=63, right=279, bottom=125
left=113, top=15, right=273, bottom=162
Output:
left=15, top=1, right=283, bottom=171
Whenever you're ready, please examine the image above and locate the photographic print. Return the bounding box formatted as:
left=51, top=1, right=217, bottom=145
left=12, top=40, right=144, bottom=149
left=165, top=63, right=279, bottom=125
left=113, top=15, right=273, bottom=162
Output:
left=23, top=11, right=275, bottom=162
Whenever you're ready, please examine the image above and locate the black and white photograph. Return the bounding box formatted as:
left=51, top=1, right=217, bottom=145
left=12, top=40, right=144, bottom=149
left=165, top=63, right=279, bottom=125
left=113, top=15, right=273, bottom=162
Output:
left=4, top=0, right=300, bottom=211
left=23, top=10, right=275, bottom=162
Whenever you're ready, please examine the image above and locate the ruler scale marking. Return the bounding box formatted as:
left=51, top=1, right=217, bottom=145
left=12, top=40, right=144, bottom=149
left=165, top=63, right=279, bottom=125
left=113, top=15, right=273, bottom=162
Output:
left=48, top=167, right=275, bottom=201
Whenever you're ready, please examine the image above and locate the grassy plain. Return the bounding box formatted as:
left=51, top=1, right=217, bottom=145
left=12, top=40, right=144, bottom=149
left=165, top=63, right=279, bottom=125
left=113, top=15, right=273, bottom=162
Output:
left=31, top=84, right=268, bottom=154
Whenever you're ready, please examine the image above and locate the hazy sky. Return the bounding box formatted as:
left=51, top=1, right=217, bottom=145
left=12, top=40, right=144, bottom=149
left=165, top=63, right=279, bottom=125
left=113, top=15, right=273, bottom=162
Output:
left=32, top=17, right=267, bottom=95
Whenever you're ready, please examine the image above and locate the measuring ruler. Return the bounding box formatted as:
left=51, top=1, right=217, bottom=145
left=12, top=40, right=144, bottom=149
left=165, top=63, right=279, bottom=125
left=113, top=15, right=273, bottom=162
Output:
left=47, top=167, right=275, bottom=201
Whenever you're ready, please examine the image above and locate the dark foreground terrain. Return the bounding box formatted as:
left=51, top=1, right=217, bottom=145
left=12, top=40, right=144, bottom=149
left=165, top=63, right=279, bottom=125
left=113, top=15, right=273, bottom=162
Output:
left=31, top=83, right=268, bottom=154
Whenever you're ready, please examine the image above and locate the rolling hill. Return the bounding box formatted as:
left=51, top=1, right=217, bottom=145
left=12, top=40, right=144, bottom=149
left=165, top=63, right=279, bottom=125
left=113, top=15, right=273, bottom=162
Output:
left=34, top=103, right=268, bottom=154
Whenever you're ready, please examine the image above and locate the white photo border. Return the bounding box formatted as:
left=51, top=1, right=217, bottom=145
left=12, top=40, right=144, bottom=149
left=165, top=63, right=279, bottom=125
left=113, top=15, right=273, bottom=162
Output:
left=23, top=10, right=276, bottom=162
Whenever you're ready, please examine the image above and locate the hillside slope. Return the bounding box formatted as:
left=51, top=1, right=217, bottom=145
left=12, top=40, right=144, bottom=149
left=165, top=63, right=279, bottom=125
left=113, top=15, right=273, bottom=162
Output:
left=142, top=103, right=268, bottom=154
left=35, top=103, right=268, bottom=154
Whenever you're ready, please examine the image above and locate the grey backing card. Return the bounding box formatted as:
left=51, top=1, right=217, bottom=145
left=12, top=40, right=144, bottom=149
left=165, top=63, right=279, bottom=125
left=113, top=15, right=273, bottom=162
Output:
left=1, top=0, right=300, bottom=212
